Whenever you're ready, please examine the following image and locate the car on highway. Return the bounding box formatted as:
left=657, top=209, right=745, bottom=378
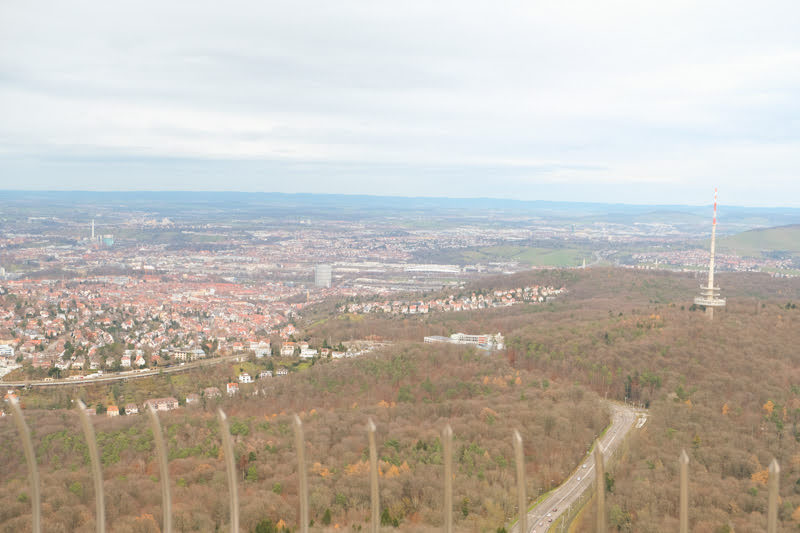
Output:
left=583, top=463, right=588, bottom=468
left=577, top=476, right=581, bottom=481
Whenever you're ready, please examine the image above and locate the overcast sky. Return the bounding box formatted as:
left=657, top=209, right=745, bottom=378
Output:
left=1, top=1, right=799, bottom=206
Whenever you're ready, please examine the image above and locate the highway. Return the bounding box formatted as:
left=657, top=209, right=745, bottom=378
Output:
left=513, top=403, right=645, bottom=533
left=0, top=354, right=241, bottom=388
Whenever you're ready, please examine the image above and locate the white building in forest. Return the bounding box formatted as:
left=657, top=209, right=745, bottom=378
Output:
left=424, top=332, right=504, bottom=350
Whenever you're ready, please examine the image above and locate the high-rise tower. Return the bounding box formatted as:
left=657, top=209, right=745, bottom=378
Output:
left=91, top=219, right=95, bottom=241
left=694, top=188, right=726, bottom=319
left=314, top=264, right=332, bottom=288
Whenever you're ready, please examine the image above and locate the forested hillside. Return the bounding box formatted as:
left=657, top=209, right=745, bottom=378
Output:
left=503, top=274, right=800, bottom=532
left=0, top=344, right=605, bottom=532
left=3, top=268, right=800, bottom=532
left=305, top=268, right=800, bottom=532
left=718, top=224, right=800, bottom=256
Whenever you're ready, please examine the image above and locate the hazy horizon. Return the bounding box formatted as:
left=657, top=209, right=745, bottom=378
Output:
left=2, top=1, right=799, bottom=207
left=1, top=188, right=799, bottom=211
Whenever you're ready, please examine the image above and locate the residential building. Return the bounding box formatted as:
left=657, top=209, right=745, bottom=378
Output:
left=252, top=341, right=271, bottom=358
left=204, top=387, right=221, bottom=398
left=169, top=348, right=206, bottom=362
left=300, top=347, right=318, bottom=358
left=144, top=397, right=179, bottom=411
left=280, top=342, right=296, bottom=356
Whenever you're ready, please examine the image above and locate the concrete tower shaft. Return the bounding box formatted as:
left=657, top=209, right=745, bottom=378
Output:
left=694, top=188, right=726, bottom=319
left=707, top=188, right=717, bottom=291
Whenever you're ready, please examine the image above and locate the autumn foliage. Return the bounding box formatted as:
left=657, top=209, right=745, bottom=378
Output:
left=2, top=267, right=800, bottom=532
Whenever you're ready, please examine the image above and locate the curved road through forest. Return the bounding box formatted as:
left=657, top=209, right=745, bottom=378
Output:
left=513, top=402, right=644, bottom=533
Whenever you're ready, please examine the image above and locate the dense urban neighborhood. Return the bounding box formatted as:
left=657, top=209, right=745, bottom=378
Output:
left=340, top=285, right=565, bottom=315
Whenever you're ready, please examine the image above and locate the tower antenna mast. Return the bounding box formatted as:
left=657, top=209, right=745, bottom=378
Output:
left=694, top=188, right=726, bottom=319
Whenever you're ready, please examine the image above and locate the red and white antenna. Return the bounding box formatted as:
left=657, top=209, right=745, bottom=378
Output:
left=713, top=187, right=717, bottom=226
left=695, top=187, right=725, bottom=319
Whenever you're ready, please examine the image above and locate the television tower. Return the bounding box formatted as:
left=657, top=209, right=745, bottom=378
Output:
left=694, top=188, right=726, bottom=319
left=91, top=219, right=95, bottom=241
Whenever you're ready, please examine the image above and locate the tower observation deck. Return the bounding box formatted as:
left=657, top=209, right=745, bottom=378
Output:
left=694, top=188, right=726, bottom=319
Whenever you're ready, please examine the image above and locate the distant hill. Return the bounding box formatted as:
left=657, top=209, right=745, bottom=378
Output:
left=2, top=190, right=800, bottom=230
left=718, top=224, right=800, bottom=256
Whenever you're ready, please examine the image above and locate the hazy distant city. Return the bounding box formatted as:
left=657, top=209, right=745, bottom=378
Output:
left=1, top=191, right=799, bottom=384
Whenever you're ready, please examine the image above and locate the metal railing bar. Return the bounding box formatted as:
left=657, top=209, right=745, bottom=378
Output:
left=593, top=440, right=605, bottom=533
left=443, top=424, right=453, bottom=533
left=147, top=406, right=172, bottom=533
left=513, top=429, right=526, bottom=533
left=293, top=414, right=309, bottom=533
left=9, top=397, right=41, bottom=533
left=679, top=449, right=689, bottom=533
left=76, top=399, right=105, bottom=533
left=218, top=409, right=239, bottom=532
left=368, top=417, right=380, bottom=533
left=767, top=458, right=779, bottom=533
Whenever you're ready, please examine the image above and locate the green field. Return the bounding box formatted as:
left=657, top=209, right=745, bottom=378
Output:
left=718, top=224, right=800, bottom=256
left=457, top=245, right=586, bottom=267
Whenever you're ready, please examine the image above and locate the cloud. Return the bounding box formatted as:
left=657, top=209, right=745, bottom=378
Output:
left=0, top=0, right=799, bottom=205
